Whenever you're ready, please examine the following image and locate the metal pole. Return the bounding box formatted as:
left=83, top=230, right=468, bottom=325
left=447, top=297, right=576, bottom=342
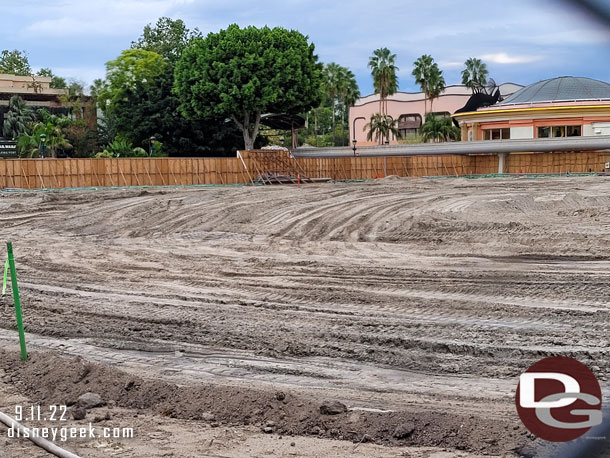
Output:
left=6, top=242, right=27, bottom=360
left=352, top=116, right=365, bottom=146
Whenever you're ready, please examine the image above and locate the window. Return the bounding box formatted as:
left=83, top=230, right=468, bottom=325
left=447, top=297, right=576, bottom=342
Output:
left=397, top=113, right=422, bottom=138
left=483, top=128, right=510, bottom=140
left=537, top=125, right=581, bottom=138
left=538, top=126, right=550, bottom=138
left=567, top=125, right=581, bottom=137
left=552, top=126, right=565, bottom=138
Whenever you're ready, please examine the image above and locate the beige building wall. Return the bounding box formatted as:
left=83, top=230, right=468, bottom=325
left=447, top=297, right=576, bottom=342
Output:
left=349, top=83, right=522, bottom=146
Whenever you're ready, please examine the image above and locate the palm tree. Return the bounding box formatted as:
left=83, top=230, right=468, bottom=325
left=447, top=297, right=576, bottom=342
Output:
left=3, top=95, right=34, bottom=139
left=420, top=114, right=460, bottom=143
left=323, top=63, right=342, bottom=145
left=323, top=63, right=360, bottom=146
left=338, top=68, right=360, bottom=146
left=461, top=58, right=488, bottom=93
left=412, top=54, right=446, bottom=115
left=16, top=110, right=73, bottom=157
left=427, top=66, right=446, bottom=114
left=368, top=48, right=398, bottom=119
left=364, top=113, right=401, bottom=143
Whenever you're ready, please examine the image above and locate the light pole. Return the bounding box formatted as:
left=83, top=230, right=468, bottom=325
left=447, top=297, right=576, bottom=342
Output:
left=352, top=139, right=357, bottom=156
left=352, top=116, right=365, bottom=147
left=39, top=133, right=47, bottom=158
left=149, top=136, right=156, bottom=157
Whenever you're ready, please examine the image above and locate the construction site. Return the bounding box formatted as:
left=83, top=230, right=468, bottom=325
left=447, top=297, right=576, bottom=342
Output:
left=1, top=143, right=610, bottom=456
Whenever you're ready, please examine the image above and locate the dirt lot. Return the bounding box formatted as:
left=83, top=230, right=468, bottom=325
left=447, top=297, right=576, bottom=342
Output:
left=1, top=175, right=609, bottom=457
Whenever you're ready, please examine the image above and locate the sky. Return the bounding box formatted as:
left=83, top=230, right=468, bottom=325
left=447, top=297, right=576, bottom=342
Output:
left=1, top=0, right=610, bottom=96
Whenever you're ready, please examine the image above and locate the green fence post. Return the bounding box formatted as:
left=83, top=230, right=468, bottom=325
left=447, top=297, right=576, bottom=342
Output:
left=6, top=243, right=27, bottom=361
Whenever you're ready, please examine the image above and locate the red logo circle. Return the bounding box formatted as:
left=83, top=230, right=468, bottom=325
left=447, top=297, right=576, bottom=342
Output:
left=516, top=356, right=602, bottom=442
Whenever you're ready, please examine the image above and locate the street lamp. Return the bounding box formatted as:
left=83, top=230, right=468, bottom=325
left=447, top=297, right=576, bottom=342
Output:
left=39, top=133, right=47, bottom=159
left=352, top=116, right=366, bottom=147
left=352, top=138, right=357, bottom=156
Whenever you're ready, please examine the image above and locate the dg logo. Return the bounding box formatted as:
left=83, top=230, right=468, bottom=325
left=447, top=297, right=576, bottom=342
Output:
left=516, top=356, right=603, bottom=442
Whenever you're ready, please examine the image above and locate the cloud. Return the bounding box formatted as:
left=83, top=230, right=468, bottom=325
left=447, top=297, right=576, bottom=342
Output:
left=481, top=53, right=543, bottom=64
left=438, top=61, right=464, bottom=69
left=23, top=0, right=196, bottom=38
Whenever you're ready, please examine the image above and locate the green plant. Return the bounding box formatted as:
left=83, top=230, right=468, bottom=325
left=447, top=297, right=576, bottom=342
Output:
left=132, top=147, right=148, bottom=157
left=420, top=114, right=460, bottom=143
left=94, top=151, right=115, bottom=158
left=364, top=113, right=401, bottom=144
left=3, top=95, right=33, bottom=139
left=102, top=134, right=134, bottom=157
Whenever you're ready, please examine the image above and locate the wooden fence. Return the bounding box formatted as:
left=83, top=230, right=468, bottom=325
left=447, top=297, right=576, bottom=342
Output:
left=1, top=150, right=609, bottom=190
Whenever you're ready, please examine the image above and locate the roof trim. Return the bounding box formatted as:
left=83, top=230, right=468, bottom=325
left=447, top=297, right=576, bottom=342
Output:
left=452, top=104, right=610, bottom=118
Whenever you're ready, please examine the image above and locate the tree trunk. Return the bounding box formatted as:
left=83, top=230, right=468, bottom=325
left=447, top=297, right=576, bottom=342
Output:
left=341, top=102, right=345, bottom=146
left=314, top=109, right=318, bottom=146
left=332, top=99, right=336, bottom=146
left=232, top=111, right=261, bottom=151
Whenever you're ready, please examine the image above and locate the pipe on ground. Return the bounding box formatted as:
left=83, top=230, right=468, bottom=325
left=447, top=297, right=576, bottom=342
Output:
left=0, top=410, right=82, bottom=458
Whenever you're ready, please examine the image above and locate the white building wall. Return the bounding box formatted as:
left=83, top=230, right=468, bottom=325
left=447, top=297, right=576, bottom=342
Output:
left=591, top=122, right=610, bottom=136
left=583, top=124, right=594, bottom=136
left=510, top=126, right=534, bottom=139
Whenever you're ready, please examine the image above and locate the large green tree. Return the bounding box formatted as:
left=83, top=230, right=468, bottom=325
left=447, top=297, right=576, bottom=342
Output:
left=461, top=57, right=488, bottom=92
left=0, top=49, right=31, bottom=76
left=412, top=54, right=446, bottom=114
left=101, top=49, right=166, bottom=110
left=95, top=17, right=249, bottom=156
left=111, top=65, right=251, bottom=156
left=131, top=17, right=200, bottom=63
left=174, top=24, right=323, bottom=150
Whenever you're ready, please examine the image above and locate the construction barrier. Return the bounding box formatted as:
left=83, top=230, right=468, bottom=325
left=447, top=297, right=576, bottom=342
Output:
left=1, top=150, right=609, bottom=190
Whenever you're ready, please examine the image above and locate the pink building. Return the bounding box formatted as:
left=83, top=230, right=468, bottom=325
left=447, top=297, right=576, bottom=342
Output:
left=349, top=83, right=523, bottom=146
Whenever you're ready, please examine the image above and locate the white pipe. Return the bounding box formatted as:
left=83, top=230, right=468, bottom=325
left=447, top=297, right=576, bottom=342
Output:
left=293, top=136, right=610, bottom=158
left=237, top=151, right=248, bottom=170
left=0, top=410, right=82, bottom=458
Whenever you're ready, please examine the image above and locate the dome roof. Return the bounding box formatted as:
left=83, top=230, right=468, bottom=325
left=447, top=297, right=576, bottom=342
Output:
left=499, top=77, right=610, bottom=105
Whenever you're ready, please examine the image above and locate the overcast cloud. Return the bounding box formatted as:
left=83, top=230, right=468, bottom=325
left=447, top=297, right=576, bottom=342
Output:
left=1, top=0, right=609, bottom=94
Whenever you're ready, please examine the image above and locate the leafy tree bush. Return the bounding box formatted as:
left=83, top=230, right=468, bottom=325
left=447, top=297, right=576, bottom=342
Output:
left=174, top=24, right=323, bottom=150
left=0, top=49, right=31, bottom=76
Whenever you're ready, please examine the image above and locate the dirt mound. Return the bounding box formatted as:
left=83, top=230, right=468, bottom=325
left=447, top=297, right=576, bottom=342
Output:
left=0, top=349, right=529, bottom=454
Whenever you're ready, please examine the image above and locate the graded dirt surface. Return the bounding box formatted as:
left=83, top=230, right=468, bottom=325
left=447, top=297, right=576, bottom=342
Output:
left=1, top=175, right=610, bottom=457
